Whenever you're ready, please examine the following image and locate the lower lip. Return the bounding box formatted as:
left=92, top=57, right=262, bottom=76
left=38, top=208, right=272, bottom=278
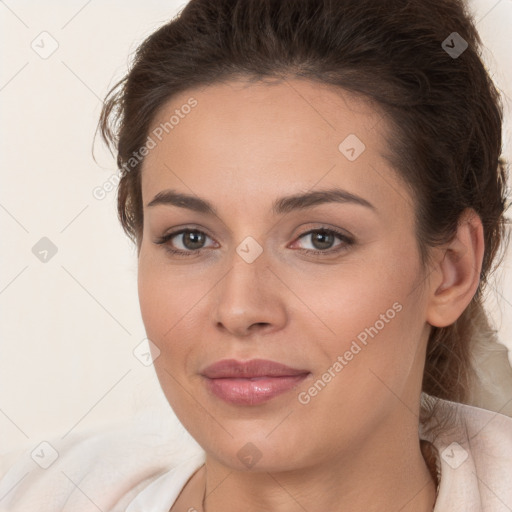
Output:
left=203, top=375, right=309, bottom=405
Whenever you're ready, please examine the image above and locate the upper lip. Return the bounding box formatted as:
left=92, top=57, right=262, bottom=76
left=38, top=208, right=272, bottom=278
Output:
left=201, top=358, right=310, bottom=379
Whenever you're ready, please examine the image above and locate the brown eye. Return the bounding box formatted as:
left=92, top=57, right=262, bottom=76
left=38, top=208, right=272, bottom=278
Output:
left=179, top=230, right=207, bottom=250
left=309, top=230, right=337, bottom=250
left=154, top=228, right=216, bottom=256
left=294, top=228, right=354, bottom=254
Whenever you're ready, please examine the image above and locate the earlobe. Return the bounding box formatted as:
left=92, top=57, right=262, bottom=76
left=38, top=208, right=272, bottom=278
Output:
left=426, top=209, right=484, bottom=327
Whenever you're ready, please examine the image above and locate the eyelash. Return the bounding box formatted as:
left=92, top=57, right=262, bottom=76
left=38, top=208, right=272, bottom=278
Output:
left=153, top=226, right=354, bottom=257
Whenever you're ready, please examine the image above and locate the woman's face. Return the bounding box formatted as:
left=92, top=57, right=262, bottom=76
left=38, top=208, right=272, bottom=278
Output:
left=138, top=78, right=433, bottom=471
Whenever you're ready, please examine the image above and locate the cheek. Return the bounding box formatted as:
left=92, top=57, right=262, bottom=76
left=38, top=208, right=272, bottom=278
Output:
left=137, top=263, right=193, bottom=408
left=138, top=252, right=196, bottom=338
left=296, top=252, right=415, bottom=333
left=137, top=253, right=213, bottom=380
left=138, top=260, right=183, bottom=375
left=301, top=241, right=424, bottom=373
left=138, top=270, right=168, bottom=340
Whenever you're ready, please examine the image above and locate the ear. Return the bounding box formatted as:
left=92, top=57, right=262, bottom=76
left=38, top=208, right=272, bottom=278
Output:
left=426, top=208, right=485, bottom=328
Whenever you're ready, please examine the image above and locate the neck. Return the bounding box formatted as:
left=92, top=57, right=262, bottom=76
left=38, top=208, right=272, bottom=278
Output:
left=198, top=419, right=437, bottom=512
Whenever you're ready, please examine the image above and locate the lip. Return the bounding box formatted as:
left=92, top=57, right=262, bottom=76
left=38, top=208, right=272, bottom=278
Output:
left=201, top=359, right=310, bottom=406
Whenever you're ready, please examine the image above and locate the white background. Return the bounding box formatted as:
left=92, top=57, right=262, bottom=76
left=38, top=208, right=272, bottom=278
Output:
left=1, top=0, right=512, bottom=456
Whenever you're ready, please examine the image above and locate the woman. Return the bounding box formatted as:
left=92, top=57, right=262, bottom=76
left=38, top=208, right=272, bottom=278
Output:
left=1, top=0, right=511, bottom=510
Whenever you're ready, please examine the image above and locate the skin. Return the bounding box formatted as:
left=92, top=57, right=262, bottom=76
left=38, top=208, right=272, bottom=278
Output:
left=136, top=78, right=484, bottom=512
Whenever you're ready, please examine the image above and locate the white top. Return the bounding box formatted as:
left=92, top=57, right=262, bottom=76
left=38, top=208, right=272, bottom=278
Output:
left=1, top=397, right=511, bottom=512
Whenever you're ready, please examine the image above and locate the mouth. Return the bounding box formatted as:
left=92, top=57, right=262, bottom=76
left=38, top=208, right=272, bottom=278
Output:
left=200, top=358, right=311, bottom=406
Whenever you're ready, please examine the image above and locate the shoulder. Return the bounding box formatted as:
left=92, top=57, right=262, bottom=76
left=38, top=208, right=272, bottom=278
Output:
left=421, top=396, right=512, bottom=511
left=0, top=409, right=204, bottom=512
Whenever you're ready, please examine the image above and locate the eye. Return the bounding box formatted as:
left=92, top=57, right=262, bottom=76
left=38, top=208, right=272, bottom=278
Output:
left=153, top=226, right=354, bottom=257
left=154, top=228, right=217, bottom=256
left=291, top=227, right=354, bottom=255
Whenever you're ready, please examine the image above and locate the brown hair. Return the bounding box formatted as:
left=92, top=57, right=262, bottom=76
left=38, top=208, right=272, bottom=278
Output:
left=98, top=0, right=509, bottom=407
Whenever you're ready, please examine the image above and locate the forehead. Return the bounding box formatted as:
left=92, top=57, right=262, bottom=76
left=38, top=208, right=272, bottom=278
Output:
left=140, top=78, right=410, bottom=220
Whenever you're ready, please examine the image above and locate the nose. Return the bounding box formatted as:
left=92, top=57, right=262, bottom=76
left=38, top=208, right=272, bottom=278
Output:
left=211, top=250, right=288, bottom=339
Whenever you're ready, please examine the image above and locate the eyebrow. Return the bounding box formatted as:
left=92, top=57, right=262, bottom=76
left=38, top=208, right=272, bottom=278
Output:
left=146, top=187, right=376, bottom=215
